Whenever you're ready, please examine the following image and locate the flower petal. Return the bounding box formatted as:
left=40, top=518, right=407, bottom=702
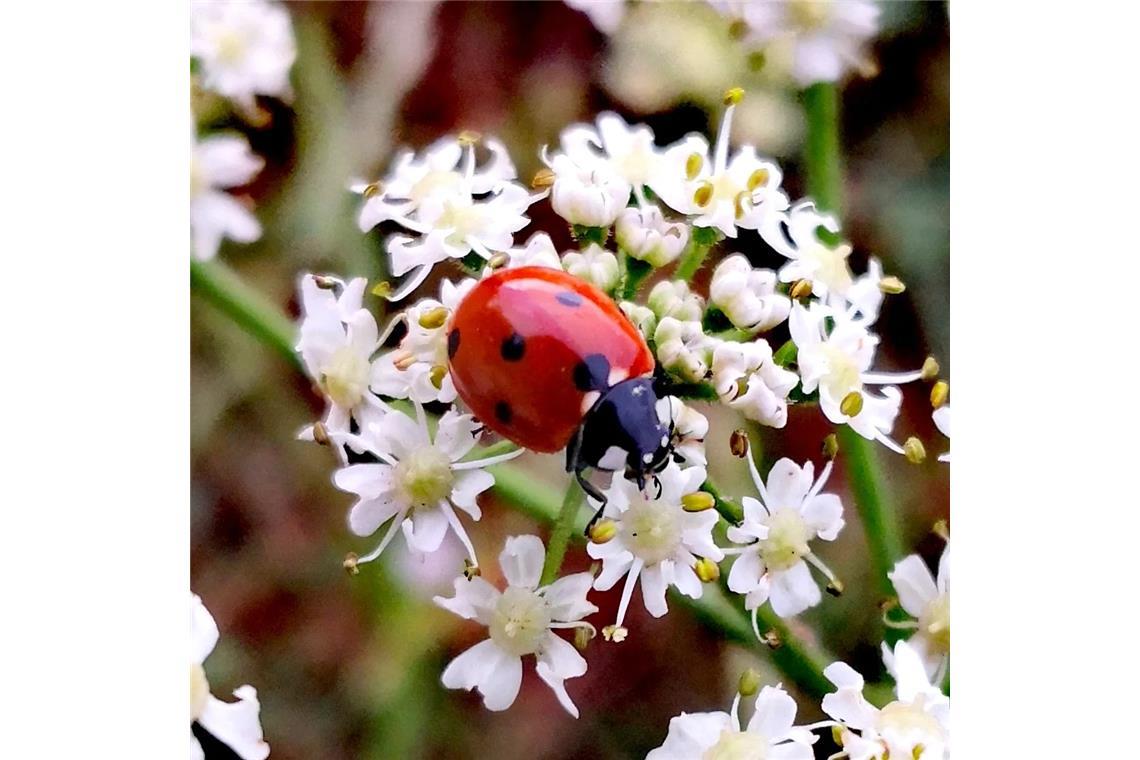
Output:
left=499, top=534, right=545, bottom=589
left=191, top=593, right=219, bottom=666
left=535, top=633, right=588, bottom=718
left=640, top=563, right=670, bottom=617
left=440, top=639, right=523, bottom=712
left=768, top=561, right=821, bottom=617
left=746, top=685, right=798, bottom=741
left=888, top=555, right=937, bottom=618
left=197, top=686, right=269, bottom=760
left=543, top=572, right=598, bottom=622
left=401, top=506, right=449, bottom=554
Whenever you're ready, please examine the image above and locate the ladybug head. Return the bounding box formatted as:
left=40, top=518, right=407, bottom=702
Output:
left=576, top=377, right=673, bottom=488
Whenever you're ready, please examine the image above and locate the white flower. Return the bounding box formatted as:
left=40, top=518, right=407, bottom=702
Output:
left=190, top=133, right=263, bottom=261
left=716, top=0, right=881, bottom=87
left=587, top=463, right=723, bottom=638
left=790, top=302, right=924, bottom=451
left=620, top=301, right=658, bottom=340
left=823, top=640, right=950, bottom=760
left=294, top=274, right=388, bottom=442
left=191, top=593, right=269, bottom=760
left=615, top=205, right=689, bottom=267
left=933, top=406, right=950, bottom=463
left=546, top=154, right=631, bottom=228
left=355, top=137, right=532, bottom=300
left=501, top=231, right=562, bottom=269
left=888, top=543, right=950, bottom=681
left=563, top=243, right=620, bottom=292
left=435, top=535, right=598, bottom=716
left=371, top=278, right=477, bottom=404
left=353, top=136, right=516, bottom=232
left=726, top=452, right=845, bottom=620
left=657, top=396, right=709, bottom=467
left=550, top=112, right=665, bottom=208
left=709, top=254, right=791, bottom=333
left=331, top=405, right=523, bottom=570
left=564, top=0, right=626, bottom=35
left=190, top=0, right=296, bottom=109
left=767, top=202, right=882, bottom=320
left=648, top=280, right=706, bottom=323
left=655, top=317, right=721, bottom=383
left=647, top=685, right=816, bottom=760
left=711, top=340, right=798, bottom=428
left=652, top=94, right=789, bottom=238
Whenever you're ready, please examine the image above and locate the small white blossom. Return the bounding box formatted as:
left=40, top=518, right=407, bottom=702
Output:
left=727, top=453, right=845, bottom=620
left=620, top=301, right=658, bottom=340
left=190, top=0, right=296, bottom=109
left=190, top=133, right=264, bottom=261
left=655, top=317, right=721, bottom=383
left=564, top=0, right=626, bottom=35
left=435, top=535, right=598, bottom=716
left=615, top=205, right=689, bottom=267
left=587, top=463, right=723, bottom=637
left=768, top=202, right=882, bottom=320
left=657, top=396, right=709, bottom=467
left=501, top=231, right=562, bottom=269
left=647, top=280, right=706, bottom=323
left=711, top=340, right=798, bottom=428
left=888, top=543, right=950, bottom=681
left=790, top=302, right=924, bottom=452
left=823, top=640, right=950, bottom=760
left=563, top=243, right=620, bottom=292
left=647, top=685, right=816, bottom=760
left=546, top=154, right=631, bottom=228
left=551, top=112, right=665, bottom=206
left=331, top=406, right=523, bottom=570
left=715, top=0, right=881, bottom=87
left=653, top=96, right=788, bottom=238
left=191, top=594, right=269, bottom=760
left=709, top=254, right=791, bottom=333
left=353, top=136, right=517, bottom=232
left=355, top=137, right=532, bottom=300
left=933, top=406, right=950, bottom=463
left=371, top=278, right=477, bottom=404
left=295, top=274, right=388, bottom=443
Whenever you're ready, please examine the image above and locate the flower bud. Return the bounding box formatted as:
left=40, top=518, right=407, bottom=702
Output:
left=930, top=380, right=949, bottom=409
left=737, top=668, right=762, bottom=697
left=822, top=433, right=839, bottom=460
left=840, top=391, right=864, bottom=418
left=682, top=492, right=716, bottom=513
left=588, top=518, right=618, bottom=544
left=730, top=429, right=749, bottom=458
left=904, top=437, right=927, bottom=464
left=417, top=306, right=449, bottom=330
left=695, top=557, right=720, bottom=582
left=921, top=356, right=940, bottom=381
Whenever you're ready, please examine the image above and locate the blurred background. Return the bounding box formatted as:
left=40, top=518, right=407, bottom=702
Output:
left=190, top=2, right=948, bottom=758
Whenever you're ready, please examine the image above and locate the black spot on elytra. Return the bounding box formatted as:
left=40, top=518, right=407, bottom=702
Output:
left=556, top=291, right=583, bottom=307
left=573, top=353, right=611, bottom=392
left=494, top=401, right=512, bottom=423
left=447, top=328, right=460, bottom=358
left=500, top=332, right=526, bottom=361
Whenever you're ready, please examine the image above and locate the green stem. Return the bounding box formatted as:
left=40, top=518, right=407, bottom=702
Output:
left=540, top=484, right=586, bottom=586
left=619, top=255, right=654, bottom=300
left=674, top=227, right=719, bottom=281
left=802, top=82, right=904, bottom=593
left=190, top=259, right=300, bottom=370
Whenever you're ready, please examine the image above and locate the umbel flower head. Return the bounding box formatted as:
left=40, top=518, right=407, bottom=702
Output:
left=331, top=405, right=523, bottom=571
left=726, top=448, right=845, bottom=621
left=294, top=274, right=388, bottom=445
left=587, top=463, right=724, bottom=641
left=888, top=542, right=951, bottom=680
left=823, top=640, right=950, bottom=760
left=647, top=684, right=816, bottom=760
left=191, top=593, right=269, bottom=760
left=190, top=132, right=264, bottom=261
left=190, top=0, right=296, bottom=109
left=435, top=535, right=598, bottom=717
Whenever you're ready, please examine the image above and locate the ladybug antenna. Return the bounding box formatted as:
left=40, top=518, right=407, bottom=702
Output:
left=651, top=474, right=663, bottom=500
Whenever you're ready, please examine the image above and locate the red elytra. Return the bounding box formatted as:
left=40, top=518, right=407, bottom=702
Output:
left=446, top=266, right=655, bottom=453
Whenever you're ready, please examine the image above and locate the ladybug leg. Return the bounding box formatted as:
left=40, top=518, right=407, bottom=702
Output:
left=577, top=469, right=609, bottom=536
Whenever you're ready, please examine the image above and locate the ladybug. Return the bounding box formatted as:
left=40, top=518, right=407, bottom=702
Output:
left=446, top=266, right=674, bottom=528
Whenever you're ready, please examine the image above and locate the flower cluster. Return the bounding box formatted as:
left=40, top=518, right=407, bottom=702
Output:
left=286, top=86, right=948, bottom=740
left=190, top=0, right=296, bottom=261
